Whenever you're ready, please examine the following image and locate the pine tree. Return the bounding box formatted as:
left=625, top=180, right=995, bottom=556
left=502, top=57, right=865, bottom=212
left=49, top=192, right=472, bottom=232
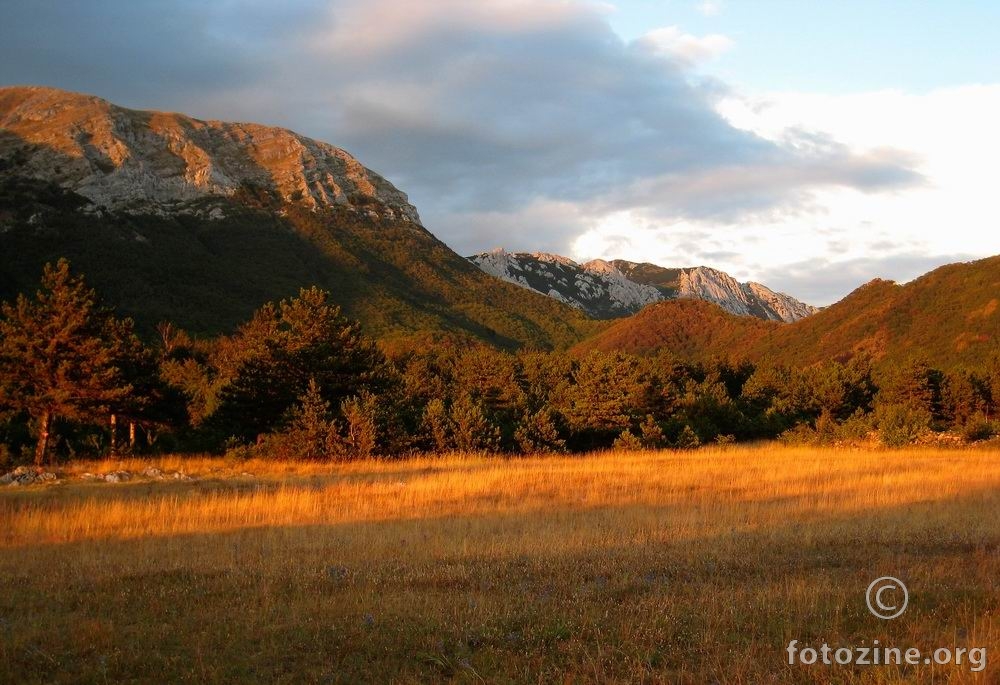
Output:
left=514, top=409, right=566, bottom=454
left=341, top=391, right=379, bottom=459
left=0, top=260, right=132, bottom=464
left=612, top=429, right=642, bottom=452
left=281, top=378, right=333, bottom=460
left=449, top=394, right=500, bottom=453
left=639, top=414, right=666, bottom=449
left=674, top=425, right=701, bottom=450
left=422, top=398, right=452, bottom=452
left=210, top=287, right=394, bottom=442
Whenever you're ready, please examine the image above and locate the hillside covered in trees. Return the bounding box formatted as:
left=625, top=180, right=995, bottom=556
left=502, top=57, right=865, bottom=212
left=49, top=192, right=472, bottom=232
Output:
left=1, top=88, right=998, bottom=467
left=580, top=256, right=1000, bottom=371
left=2, top=261, right=998, bottom=466
left=0, top=86, right=600, bottom=352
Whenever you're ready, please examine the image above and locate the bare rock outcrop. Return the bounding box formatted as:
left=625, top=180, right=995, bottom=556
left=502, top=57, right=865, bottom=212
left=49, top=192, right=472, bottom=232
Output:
left=0, top=86, right=419, bottom=222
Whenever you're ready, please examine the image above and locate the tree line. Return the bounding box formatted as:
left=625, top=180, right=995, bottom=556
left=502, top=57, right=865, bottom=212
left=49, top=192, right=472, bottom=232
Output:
left=1, top=261, right=998, bottom=465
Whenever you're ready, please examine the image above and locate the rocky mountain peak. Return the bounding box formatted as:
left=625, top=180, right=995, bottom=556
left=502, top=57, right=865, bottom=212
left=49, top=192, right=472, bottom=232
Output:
left=470, top=251, right=817, bottom=322
left=0, top=85, right=419, bottom=222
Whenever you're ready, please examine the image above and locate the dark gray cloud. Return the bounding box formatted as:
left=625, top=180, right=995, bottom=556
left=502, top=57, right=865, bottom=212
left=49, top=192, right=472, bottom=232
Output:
left=0, top=0, right=324, bottom=107
left=0, top=0, right=925, bottom=284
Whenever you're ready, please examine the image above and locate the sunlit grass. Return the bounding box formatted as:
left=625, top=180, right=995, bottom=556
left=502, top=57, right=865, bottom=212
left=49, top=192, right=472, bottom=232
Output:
left=2, top=445, right=999, bottom=683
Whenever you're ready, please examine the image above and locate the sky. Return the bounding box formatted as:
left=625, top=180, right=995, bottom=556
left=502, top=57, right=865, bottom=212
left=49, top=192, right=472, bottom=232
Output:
left=1, top=0, right=998, bottom=305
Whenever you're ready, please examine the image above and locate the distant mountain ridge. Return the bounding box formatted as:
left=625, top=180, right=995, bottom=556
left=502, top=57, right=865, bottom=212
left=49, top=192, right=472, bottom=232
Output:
left=3, top=86, right=993, bottom=371
left=577, top=256, right=1000, bottom=369
left=469, top=249, right=817, bottom=322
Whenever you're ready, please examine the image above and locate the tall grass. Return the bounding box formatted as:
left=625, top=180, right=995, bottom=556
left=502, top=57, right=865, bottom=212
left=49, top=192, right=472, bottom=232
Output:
left=2, top=445, right=998, bottom=683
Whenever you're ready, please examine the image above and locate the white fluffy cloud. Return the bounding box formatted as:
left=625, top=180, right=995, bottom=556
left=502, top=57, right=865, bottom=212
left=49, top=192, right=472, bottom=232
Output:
left=635, top=26, right=733, bottom=65
left=575, top=84, right=1000, bottom=303
left=0, top=0, right=974, bottom=304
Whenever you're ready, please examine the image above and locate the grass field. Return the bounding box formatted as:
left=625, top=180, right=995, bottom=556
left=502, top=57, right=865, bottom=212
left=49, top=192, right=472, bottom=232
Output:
left=1, top=445, right=998, bottom=683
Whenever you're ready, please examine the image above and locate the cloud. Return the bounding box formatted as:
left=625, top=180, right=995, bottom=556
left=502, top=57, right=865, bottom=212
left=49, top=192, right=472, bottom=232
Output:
left=757, top=253, right=979, bottom=306
left=430, top=199, right=592, bottom=257
left=0, top=0, right=324, bottom=106
left=696, top=1, right=723, bottom=17
left=0, top=0, right=944, bottom=305
left=634, top=26, right=733, bottom=65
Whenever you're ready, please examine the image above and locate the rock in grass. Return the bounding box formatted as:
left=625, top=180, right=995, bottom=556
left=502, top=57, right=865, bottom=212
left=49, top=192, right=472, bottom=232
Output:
left=103, top=471, right=131, bottom=483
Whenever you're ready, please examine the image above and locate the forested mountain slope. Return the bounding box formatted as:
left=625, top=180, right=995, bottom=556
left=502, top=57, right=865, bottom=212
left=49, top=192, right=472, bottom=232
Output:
left=0, top=86, right=598, bottom=349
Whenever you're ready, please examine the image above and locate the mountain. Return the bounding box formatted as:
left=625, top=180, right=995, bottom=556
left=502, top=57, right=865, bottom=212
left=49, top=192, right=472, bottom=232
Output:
left=469, top=250, right=661, bottom=319
left=573, top=298, right=777, bottom=360
left=469, top=249, right=816, bottom=322
left=749, top=257, right=1000, bottom=368
left=0, top=86, right=599, bottom=349
left=612, top=261, right=817, bottom=322
left=577, top=256, right=1000, bottom=369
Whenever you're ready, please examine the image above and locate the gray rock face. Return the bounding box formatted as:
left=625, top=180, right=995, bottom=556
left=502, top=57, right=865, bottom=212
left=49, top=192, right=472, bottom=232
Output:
left=470, top=250, right=817, bottom=322
left=676, top=267, right=818, bottom=322
left=0, top=86, right=420, bottom=223
left=469, top=249, right=661, bottom=318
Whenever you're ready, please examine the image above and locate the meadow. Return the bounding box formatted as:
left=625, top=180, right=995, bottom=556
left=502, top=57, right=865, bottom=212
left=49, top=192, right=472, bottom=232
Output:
left=1, top=445, right=998, bottom=683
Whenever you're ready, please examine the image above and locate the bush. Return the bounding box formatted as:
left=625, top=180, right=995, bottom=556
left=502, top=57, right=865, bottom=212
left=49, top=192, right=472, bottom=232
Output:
left=674, top=425, right=701, bottom=449
left=837, top=409, right=875, bottom=443
left=875, top=402, right=931, bottom=447
left=612, top=429, right=643, bottom=451
left=515, top=409, right=567, bottom=454
left=639, top=415, right=666, bottom=449
left=778, top=423, right=819, bottom=446
left=962, top=416, right=997, bottom=443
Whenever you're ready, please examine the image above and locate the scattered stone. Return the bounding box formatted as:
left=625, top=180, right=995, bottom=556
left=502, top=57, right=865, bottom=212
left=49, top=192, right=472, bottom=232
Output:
left=0, top=467, right=58, bottom=486
left=103, top=470, right=131, bottom=483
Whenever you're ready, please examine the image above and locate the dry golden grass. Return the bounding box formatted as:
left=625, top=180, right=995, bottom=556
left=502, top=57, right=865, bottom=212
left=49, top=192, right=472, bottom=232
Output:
left=1, top=445, right=999, bottom=683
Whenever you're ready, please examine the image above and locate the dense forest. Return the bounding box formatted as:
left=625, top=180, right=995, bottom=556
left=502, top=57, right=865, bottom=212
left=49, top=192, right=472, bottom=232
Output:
left=1, top=261, right=999, bottom=466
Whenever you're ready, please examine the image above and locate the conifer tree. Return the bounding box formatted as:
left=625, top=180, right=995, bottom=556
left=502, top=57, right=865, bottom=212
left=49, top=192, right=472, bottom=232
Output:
left=639, top=414, right=666, bottom=449
left=422, top=398, right=452, bottom=452
left=341, top=391, right=379, bottom=459
left=514, top=409, right=566, bottom=454
left=449, top=394, right=500, bottom=453
left=211, top=287, right=393, bottom=442
left=0, top=260, right=132, bottom=464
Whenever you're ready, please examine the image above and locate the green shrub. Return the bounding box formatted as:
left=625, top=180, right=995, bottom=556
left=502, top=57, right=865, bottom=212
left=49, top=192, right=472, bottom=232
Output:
left=875, top=402, right=931, bottom=447
left=962, top=416, right=997, bottom=443
left=778, top=423, right=819, bottom=446
left=612, top=429, right=643, bottom=452
left=674, top=425, right=701, bottom=449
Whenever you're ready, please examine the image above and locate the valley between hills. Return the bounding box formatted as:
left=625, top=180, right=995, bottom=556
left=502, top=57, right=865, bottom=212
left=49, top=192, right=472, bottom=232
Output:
left=2, top=82, right=999, bottom=685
